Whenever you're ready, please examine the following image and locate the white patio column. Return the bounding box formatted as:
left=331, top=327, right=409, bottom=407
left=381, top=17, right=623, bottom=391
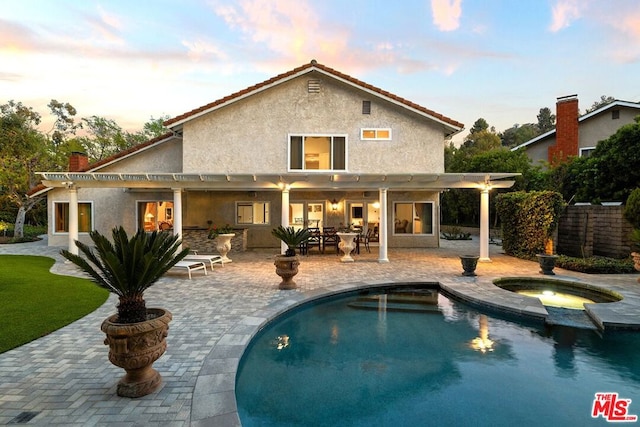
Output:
left=172, top=188, right=183, bottom=250
left=67, top=184, right=79, bottom=256
left=280, top=185, right=290, bottom=254
left=479, top=187, right=491, bottom=262
left=378, top=188, right=389, bottom=263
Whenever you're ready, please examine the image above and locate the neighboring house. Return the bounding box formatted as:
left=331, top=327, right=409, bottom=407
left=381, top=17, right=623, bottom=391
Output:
left=512, top=95, right=640, bottom=165
left=33, top=60, right=517, bottom=262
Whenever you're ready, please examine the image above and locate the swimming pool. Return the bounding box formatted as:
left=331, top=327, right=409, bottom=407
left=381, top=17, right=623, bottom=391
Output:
left=236, top=286, right=640, bottom=426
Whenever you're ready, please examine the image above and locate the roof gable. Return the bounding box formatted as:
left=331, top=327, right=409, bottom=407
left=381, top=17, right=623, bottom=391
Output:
left=164, top=60, right=464, bottom=135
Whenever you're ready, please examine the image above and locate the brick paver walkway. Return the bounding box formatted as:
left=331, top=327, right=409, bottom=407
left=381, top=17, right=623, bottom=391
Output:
left=1, top=237, right=638, bottom=426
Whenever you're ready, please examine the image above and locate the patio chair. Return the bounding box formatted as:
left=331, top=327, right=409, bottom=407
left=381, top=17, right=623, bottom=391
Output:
left=363, top=228, right=372, bottom=253
left=322, top=227, right=339, bottom=254
left=306, top=228, right=322, bottom=254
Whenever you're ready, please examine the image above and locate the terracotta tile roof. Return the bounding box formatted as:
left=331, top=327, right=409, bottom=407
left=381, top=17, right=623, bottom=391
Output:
left=164, top=60, right=464, bottom=130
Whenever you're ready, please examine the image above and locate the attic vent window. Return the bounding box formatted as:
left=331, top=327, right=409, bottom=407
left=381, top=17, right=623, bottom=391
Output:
left=362, top=100, right=371, bottom=114
left=308, top=79, right=321, bottom=93
left=612, top=109, right=620, bottom=119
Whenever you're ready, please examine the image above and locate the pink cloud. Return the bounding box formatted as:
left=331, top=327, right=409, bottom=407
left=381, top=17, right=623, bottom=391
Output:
left=548, top=0, right=582, bottom=32
left=430, top=0, right=462, bottom=32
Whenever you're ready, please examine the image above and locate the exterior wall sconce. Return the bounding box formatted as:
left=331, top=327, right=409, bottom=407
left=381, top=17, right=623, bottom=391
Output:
left=372, top=201, right=380, bottom=209
left=331, top=199, right=339, bottom=211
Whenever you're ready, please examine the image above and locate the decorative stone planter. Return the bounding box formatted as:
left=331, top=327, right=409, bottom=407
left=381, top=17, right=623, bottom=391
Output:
left=274, top=254, right=300, bottom=289
left=100, top=308, right=172, bottom=398
left=215, top=233, right=235, bottom=263
left=537, top=254, right=559, bottom=275
left=460, top=255, right=480, bottom=276
left=337, top=232, right=358, bottom=263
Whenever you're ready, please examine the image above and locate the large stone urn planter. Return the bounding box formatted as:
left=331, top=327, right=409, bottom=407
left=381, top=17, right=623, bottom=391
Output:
left=101, top=308, right=172, bottom=398
left=274, top=254, right=300, bottom=289
left=537, top=254, right=559, bottom=275
left=337, top=232, right=358, bottom=263
left=215, top=233, right=235, bottom=263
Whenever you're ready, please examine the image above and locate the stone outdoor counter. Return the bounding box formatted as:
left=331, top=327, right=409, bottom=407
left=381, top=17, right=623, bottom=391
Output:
left=181, top=228, right=247, bottom=254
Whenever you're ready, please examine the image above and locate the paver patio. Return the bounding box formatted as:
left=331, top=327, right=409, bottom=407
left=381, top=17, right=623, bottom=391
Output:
left=0, top=236, right=638, bottom=426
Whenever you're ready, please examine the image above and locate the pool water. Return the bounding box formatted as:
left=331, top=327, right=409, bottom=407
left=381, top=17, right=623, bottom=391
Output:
left=236, top=288, right=640, bottom=426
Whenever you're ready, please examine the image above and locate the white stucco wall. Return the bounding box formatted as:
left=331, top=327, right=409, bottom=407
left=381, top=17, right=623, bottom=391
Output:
left=182, top=71, right=446, bottom=175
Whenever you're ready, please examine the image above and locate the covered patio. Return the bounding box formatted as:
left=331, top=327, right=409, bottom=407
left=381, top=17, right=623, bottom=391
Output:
left=37, top=171, right=519, bottom=262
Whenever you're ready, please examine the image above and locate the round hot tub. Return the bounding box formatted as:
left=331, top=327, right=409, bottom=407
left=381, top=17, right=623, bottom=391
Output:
left=494, top=277, right=623, bottom=310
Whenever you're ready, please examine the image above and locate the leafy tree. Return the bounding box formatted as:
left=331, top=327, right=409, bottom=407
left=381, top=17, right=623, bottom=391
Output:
left=545, top=116, right=640, bottom=203
left=585, top=95, right=615, bottom=114
left=141, top=115, right=170, bottom=139
left=0, top=101, right=56, bottom=237
left=47, top=99, right=81, bottom=146
left=469, top=118, right=489, bottom=134
left=461, top=129, right=501, bottom=156
left=536, top=107, right=555, bottom=133
left=77, top=115, right=170, bottom=162
left=500, top=123, right=538, bottom=148
left=587, top=116, right=640, bottom=202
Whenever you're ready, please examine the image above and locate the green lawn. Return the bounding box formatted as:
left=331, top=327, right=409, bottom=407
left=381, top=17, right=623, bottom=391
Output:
left=0, top=255, right=109, bottom=354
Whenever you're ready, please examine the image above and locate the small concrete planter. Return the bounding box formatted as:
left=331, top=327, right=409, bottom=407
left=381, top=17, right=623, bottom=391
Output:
left=537, top=254, right=559, bottom=275
left=460, top=255, right=480, bottom=276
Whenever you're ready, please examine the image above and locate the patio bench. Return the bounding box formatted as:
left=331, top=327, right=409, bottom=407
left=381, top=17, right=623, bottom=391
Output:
left=172, top=260, right=207, bottom=279
left=184, top=253, right=224, bottom=270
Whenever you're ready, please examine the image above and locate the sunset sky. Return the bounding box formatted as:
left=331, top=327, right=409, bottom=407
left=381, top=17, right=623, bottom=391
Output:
left=2, top=0, right=639, bottom=142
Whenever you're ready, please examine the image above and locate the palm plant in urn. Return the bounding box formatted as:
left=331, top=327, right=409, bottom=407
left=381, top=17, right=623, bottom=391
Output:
left=61, top=226, right=189, bottom=397
left=271, top=226, right=311, bottom=289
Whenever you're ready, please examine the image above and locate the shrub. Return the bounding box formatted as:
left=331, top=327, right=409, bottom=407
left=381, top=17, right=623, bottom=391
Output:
left=556, top=255, right=636, bottom=274
left=624, top=188, right=640, bottom=229
left=440, top=225, right=471, bottom=240
left=495, top=191, right=565, bottom=257
left=624, top=188, right=640, bottom=252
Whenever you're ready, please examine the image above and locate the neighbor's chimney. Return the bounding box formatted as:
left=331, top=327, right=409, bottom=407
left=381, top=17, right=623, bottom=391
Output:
left=68, top=152, right=89, bottom=172
left=548, top=94, right=579, bottom=165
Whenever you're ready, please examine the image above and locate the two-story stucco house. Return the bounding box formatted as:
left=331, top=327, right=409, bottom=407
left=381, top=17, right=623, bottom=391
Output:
left=512, top=95, right=640, bottom=165
left=34, top=60, right=517, bottom=262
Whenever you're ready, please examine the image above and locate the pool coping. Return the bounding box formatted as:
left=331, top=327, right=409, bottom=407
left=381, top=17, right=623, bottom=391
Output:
left=190, top=275, right=640, bottom=426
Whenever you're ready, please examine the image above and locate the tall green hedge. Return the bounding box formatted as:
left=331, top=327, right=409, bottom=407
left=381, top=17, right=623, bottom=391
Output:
left=495, top=191, right=565, bottom=257
left=623, top=188, right=640, bottom=229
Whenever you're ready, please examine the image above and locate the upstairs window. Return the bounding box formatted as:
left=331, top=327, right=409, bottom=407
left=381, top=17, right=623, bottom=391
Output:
left=360, top=128, right=392, bottom=141
left=580, top=147, right=596, bottom=158
left=289, top=135, right=347, bottom=171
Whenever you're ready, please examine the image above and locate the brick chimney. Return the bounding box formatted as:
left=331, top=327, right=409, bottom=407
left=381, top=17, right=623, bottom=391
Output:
left=68, top=152, right=89, bottom=172
left=548, top=94, right=579, bottom=165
